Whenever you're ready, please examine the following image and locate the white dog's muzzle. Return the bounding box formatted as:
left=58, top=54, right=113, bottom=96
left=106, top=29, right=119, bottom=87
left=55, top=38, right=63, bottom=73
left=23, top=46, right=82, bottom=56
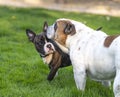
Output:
left=47, top=25, right=55, bottom=39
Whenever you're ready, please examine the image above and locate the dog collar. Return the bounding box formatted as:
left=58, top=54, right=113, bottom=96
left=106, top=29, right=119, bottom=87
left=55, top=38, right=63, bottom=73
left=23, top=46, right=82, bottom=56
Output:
left=40, top=52, right=53, bottom=58
left=40, top=54, right=50, bottom=58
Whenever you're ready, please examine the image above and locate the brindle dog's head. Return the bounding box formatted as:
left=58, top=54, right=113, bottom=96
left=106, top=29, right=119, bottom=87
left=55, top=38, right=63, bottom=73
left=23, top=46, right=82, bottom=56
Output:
left=26, top=22, right=55, bottom=57
left=26, top=22, right=71, bottom=81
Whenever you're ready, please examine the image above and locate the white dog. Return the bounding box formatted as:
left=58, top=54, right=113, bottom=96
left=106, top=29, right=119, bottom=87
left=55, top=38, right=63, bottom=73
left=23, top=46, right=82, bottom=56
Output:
left=46, top=18, right=120, bottom=97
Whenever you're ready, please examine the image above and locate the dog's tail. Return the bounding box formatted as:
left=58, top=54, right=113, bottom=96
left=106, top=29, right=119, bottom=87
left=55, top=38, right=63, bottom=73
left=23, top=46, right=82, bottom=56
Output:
left=96, top=27, right=102, bottom=31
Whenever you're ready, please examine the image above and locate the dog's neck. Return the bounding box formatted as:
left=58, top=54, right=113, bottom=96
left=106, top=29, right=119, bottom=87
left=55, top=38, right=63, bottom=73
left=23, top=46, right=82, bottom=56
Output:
left=55, top=41, right=69, bottom=54
left=65, top=24, right=94, bottom=52
left=53, top=26, right=94, bottom=54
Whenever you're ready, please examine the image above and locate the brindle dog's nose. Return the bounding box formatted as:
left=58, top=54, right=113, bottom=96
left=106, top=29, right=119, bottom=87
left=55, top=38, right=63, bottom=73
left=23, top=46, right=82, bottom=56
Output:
left=47, top=44, right=52, bottom=49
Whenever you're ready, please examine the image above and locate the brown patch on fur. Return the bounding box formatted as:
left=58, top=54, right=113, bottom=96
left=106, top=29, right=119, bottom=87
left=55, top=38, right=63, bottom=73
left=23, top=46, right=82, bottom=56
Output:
left=50, top=51, right=62, bottom=67
left=104, top=35, right=119, bottom=47
left=55, top=20, right=76, bottom=46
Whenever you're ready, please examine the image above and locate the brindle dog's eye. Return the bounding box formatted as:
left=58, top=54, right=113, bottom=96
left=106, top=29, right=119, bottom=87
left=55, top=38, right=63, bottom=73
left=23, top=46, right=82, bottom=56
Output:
left=39, top=41, right=44, bottom=45
left=35, top=36, right=45, bottom=46
left=36, top=42, right=40, bottom=45
left=54, top=23, right=57, bottom=32
left=36, top=41, right=43, bottom=46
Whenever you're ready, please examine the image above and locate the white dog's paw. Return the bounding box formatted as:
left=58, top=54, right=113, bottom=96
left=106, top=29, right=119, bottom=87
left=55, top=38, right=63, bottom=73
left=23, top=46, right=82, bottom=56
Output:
left=102, top=81, right=111, bottom=88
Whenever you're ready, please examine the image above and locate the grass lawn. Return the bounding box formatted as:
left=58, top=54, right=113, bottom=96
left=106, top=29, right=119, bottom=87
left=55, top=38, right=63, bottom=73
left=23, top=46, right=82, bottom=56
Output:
left=0, top=6, right=120, bottom=97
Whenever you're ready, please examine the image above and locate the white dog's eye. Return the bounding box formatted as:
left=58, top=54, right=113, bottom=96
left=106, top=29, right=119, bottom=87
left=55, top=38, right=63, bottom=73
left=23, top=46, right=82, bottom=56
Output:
left=54, top=23, right=57, bottom=31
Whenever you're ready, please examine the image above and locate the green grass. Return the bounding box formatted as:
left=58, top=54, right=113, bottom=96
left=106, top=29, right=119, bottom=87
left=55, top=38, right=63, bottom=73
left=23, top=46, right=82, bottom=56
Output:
left=0, top=6, right=120, bottom=97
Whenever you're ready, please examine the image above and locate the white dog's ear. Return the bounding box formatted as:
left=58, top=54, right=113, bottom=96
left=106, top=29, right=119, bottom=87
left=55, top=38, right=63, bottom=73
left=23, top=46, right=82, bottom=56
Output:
left=64, top=23, right=76, bottom=35
left=43, top=21, right=48, bottom=32
left=26, top=29, right=36, bottom=42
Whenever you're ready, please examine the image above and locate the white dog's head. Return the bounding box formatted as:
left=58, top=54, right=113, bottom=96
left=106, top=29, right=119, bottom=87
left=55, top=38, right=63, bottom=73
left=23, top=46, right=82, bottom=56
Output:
left=47, top=19, right=76, bottom=45
left=46, top=19, right=77, bottom=53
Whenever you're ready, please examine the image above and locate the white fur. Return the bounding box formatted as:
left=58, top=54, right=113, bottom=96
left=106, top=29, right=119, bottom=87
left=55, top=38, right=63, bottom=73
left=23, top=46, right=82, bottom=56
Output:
left=46, top=18, right=120, bottom=97
left=44, top=42, right=55, bottom=55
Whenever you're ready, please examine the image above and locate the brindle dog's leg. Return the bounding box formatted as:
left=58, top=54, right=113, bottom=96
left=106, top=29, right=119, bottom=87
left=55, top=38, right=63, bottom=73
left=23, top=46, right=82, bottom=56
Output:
left=47, top=66, right=59, bottom=81
left=47, top=52, right=61, bottom=81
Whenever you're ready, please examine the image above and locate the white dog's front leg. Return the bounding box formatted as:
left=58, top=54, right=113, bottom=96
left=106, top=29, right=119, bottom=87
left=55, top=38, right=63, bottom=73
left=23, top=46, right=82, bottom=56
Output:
left=73, top=66, right=86, bottom=91
left=113, top=70, right=120, bottom=97
left=102, top=80, right=111, bottom=87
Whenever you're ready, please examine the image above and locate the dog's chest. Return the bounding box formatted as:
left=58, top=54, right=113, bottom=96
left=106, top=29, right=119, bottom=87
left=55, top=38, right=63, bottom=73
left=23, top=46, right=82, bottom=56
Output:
left=42, top=54, right=53, bottom=64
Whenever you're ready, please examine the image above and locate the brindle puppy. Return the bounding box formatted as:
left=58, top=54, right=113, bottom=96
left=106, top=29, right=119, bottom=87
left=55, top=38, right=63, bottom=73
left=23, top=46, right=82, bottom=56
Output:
left=26, top=22, right=71, bottom=81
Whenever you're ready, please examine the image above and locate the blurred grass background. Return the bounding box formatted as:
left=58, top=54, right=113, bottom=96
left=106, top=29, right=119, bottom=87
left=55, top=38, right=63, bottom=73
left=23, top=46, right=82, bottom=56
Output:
left=0, top=6, right=120, bottom=97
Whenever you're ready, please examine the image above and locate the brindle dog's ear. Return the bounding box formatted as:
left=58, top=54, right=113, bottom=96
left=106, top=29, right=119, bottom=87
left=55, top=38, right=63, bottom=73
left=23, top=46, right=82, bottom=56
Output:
left=64, top=23, right=76, bottom=35
left=43, top=21, right=48, bottom=32
left=26, top=29, right=36, bottom=42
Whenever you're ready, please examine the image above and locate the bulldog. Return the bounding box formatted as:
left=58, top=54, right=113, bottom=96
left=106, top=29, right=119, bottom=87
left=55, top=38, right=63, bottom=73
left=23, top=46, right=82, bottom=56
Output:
left=46, top=18, right=120, bottom=97
left=26, top=22, right=71, bottom=81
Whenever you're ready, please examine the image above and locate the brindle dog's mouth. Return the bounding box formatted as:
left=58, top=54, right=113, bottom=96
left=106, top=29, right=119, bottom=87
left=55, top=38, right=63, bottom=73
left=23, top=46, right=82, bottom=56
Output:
left=44, top=42, right=55, bottom=53
left=40, top=42, right=55, bottom=58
